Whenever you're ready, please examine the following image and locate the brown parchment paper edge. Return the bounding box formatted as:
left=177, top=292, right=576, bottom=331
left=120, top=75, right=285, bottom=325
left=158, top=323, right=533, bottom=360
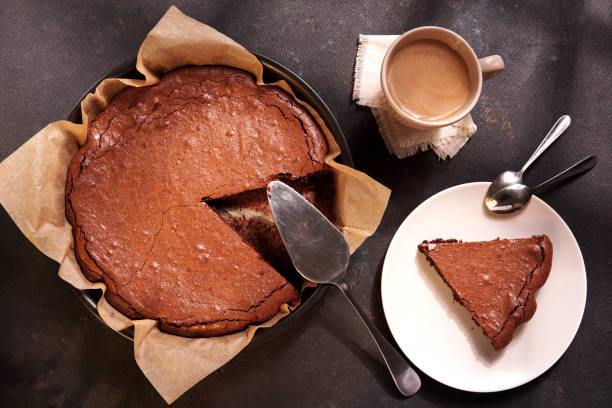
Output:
left=0, top=6, right=391, bottom=404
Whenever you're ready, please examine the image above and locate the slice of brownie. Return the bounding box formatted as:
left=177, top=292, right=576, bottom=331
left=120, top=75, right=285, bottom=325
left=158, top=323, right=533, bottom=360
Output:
left=418, top=235, right=553, bottom=350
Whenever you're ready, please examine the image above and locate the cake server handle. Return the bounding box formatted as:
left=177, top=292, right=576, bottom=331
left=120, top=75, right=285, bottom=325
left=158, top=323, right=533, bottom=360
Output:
left=331, top=279, right=421, bottom=397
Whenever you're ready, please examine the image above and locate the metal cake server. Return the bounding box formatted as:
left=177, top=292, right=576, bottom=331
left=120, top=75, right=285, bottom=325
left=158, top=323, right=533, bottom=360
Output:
left=267, top=181, right=421, bottom=397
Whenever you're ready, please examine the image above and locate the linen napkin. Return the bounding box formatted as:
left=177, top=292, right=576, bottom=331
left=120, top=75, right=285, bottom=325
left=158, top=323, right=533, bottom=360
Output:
left=353, top=34, right=477, bottom=159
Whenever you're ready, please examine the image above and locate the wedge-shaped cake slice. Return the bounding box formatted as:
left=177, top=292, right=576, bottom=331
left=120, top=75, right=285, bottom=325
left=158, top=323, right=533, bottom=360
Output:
left=418, top=235, right=553, bottom=350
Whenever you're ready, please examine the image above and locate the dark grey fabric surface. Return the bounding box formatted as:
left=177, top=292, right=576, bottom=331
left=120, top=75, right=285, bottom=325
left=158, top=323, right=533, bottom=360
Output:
left=1, top=1, right=611, bottom=406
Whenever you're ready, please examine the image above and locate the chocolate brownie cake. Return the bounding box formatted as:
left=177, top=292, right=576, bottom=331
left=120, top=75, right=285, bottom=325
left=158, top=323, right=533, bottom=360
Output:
left=418, top=235, right=553, bottom=350
left=66, top=66, right=332, bottom=337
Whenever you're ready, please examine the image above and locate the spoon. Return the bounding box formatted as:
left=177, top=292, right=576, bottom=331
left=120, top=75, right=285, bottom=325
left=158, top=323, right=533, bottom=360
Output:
left=485, top=115, right=571, bottom=210
left=485, top=155, right=598, bottom=213
left=267, top=181, right=421, bottom=397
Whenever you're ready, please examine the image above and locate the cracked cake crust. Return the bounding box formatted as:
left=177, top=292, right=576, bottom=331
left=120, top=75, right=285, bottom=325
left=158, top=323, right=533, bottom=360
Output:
left=417, top=235, right=553, bottom=350
left=65, top=66, right=330, bottom=337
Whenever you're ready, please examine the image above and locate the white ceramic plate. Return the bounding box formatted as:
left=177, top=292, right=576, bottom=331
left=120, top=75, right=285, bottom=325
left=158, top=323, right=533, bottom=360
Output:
left=381, top=182, right=586, bottom=392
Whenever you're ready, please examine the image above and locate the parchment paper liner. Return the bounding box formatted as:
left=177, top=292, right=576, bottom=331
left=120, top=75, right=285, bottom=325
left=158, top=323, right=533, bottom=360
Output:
left=0, top=7, right=390, bottom=404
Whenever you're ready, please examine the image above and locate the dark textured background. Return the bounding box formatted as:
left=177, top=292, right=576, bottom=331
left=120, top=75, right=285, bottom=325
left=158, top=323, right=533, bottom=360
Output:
left=1, top=1, right=611, bottom=407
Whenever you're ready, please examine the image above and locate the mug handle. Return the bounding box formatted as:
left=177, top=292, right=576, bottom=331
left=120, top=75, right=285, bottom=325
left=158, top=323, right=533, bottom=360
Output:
left=479, top=55, right=505, bottom=80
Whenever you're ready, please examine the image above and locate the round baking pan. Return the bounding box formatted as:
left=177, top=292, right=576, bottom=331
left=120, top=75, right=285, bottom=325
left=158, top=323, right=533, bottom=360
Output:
left=66, top=54, right=353, bottom=346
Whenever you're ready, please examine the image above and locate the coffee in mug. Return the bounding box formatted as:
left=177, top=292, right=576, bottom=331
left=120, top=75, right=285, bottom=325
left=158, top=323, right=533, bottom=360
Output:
left=387, top=39, right=471, bottom=121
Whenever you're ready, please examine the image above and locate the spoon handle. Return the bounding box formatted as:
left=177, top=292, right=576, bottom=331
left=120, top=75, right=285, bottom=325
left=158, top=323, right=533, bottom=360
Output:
left=532, top=155, right=598, bottom=195
left=332, top=280, right=421, bottom=397
left=520, top=115, right=571, bottom=175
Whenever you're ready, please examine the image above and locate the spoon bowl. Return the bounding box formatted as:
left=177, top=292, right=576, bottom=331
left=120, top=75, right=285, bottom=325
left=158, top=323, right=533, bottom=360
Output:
left=485, top=170, right=524, bottom=204
left=485, top=183, right=532, bottom=213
